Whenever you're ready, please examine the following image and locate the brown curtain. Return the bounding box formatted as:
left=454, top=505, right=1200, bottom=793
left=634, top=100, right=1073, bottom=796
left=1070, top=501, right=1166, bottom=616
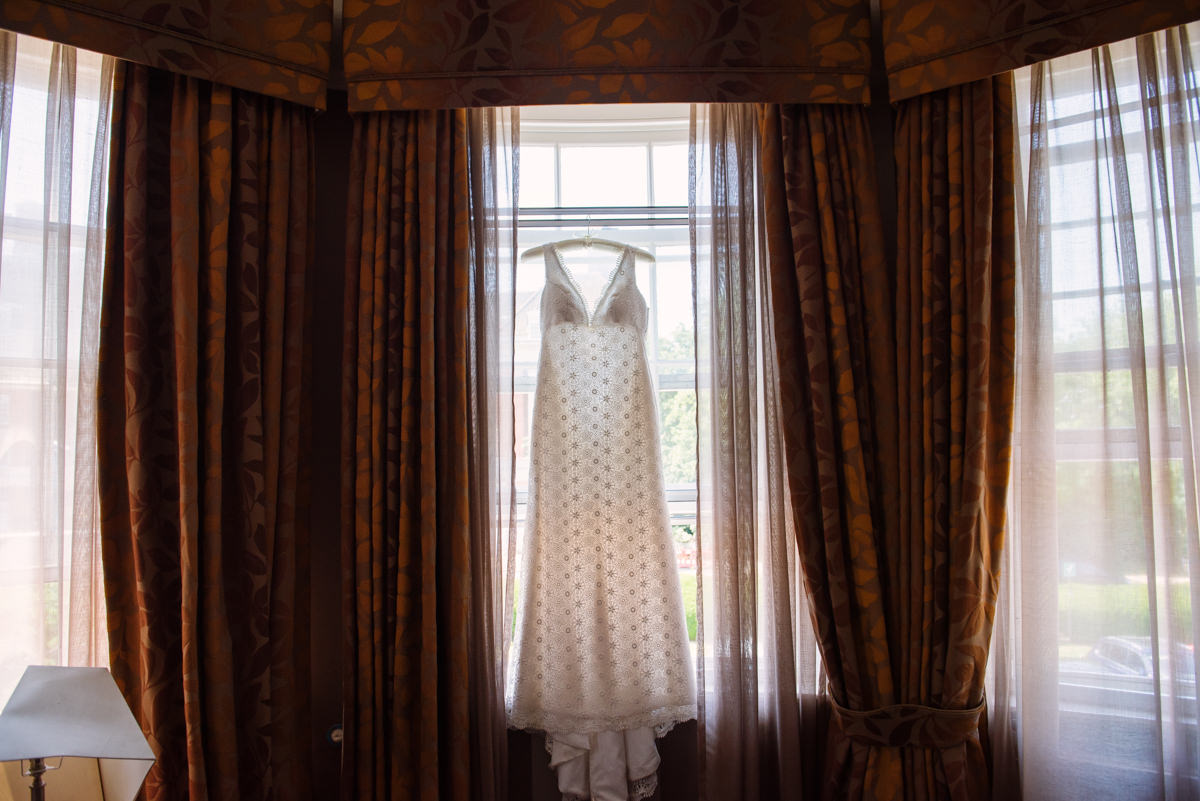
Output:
left=97, top=62, right=315, bottom=801
left=340, top=108, right=508, bottom=801
left=759, top=100, right=897, bottom=800
left=759, top=76, right=1016, bottom=800
left=891, top=75, right=1016, bottom=800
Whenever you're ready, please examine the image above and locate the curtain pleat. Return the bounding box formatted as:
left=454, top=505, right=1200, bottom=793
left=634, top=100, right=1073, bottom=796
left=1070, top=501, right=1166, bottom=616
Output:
left=0, top=30, right=15, bottom=289
left=760, top=77, right=1016, bottom=800
left=692, top=102, right=762, bottom=801
left=465, top=107, right=517, bottom=801
left=340, top=107, right=512, bottom=801
left=98, top=62, right=314, bottom=801
left=759, top=100, right=898, bottom=799
left=691, top=103, right=820, bottom=801
left=892, top=74, right=1017, bottom=801
left=67, top=46, right=113, bottom=668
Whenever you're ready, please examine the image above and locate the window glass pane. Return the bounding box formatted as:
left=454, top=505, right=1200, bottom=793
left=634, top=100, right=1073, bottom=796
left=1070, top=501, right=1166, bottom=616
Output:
left=652, top=143, right=687, bottom=206
left=1053, top=295, right=1130, bottom=352
left=6, top=43, right=49, bottom=221
left=560, top=145, right=648, bottom=206
left=673, top=521, right=697, bottom=642
left=514, top=256, right=545, bottom=365
left=655, top=255, right=693, bottom=374
left=1055, top=367, right=1182, bottom=431
left=1054, top=371, right=1133, bottom=429
left=1056, top=461, right=1149, bottom=579
left=520, top=145, right=557, bottom=207
left=512, top=390, right=533, bottom=493
left=1047, top=222, right=1105, bottom=294
left=658, top=388, right=696, bottom=487
left=0, top=239, right=43, bottom=358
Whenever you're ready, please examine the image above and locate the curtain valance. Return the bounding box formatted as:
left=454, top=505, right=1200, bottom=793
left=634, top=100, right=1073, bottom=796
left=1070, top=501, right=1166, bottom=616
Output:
left=0, top=0, right=331, bottom=108
left=881, top=0, right=1200, bottom=99
left=3, top=0, right=1200, bottom=108
left=339, top=0, right=873, bottom=110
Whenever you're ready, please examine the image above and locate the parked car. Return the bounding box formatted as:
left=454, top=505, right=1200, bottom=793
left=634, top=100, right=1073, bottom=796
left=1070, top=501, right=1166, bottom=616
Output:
left=1081, top=636, right=1196, bottom=681
left=1055, top=636, right=1199, bottom=780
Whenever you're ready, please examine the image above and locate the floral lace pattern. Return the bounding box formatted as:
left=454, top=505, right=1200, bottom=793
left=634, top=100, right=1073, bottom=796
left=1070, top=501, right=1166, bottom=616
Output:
left=561, top=774, right=657, bottom=801
left=507, top=245, right=696, bottom=737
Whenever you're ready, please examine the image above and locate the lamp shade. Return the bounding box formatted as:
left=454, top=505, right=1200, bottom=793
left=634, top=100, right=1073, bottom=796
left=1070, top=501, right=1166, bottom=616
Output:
left=0, top=666, right=154, bottom=801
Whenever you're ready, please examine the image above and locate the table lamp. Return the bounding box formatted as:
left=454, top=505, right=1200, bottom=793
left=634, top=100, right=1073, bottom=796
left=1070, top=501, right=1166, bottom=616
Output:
left=0, top=666, right=155, bottom=801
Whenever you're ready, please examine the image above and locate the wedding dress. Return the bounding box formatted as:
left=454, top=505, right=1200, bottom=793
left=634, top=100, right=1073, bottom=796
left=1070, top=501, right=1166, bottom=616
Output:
left=507, top=243, right=696, bottom=801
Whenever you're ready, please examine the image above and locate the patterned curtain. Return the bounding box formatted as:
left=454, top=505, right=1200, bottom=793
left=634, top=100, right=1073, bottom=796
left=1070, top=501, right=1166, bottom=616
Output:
left=759, top=77, right=1016, bottom=800
left=890, top=76, right=1016, bottom=800
left=340, top=107, right=515, bottom=801
left=97, top=62, right=315, bottom=801
left=758, top=101, right=897, bottom=800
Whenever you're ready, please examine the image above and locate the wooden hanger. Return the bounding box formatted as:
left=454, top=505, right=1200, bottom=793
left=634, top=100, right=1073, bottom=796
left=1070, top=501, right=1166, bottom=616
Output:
left=520, top=217, right=655, bottom=262
left=521, top=237, right=655, bottom=262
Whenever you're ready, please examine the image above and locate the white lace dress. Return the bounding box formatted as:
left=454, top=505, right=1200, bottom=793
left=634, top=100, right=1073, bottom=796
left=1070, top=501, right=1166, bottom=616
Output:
left=507, top=244, right=696, bottom=801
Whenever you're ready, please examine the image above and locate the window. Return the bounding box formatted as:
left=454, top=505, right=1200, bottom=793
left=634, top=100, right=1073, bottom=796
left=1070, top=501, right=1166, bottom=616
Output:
left=0, top=35, right=113, bottom=704
left=499, top=102, right=825, bottom=799
left=1002, top=23, right=1200, bottom=800
left=512, top=104, right=699, bottom=639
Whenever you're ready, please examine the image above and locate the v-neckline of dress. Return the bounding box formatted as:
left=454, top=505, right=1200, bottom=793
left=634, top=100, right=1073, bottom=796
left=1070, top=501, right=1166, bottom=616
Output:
left=550, top=243, right=629, bottom=326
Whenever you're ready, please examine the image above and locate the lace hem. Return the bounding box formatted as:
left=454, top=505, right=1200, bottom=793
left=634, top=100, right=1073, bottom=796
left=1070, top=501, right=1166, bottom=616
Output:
left=631, top=773, right=658, bottom=800
left=561, top=774, right=656, bottom=801
left=509, top=702, right=697, bottom=737
left=540, top=724, right=682, bottom=758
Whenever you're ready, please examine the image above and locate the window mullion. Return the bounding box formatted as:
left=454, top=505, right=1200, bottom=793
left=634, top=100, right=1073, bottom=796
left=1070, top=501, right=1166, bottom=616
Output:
left=553, top=143, right=562, bottom=208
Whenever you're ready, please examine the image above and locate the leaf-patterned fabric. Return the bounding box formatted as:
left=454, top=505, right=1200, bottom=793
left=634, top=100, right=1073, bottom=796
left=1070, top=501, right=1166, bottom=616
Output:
left=881, top=0, right=1200, bottom=100
left=340, top=108, right=510, bottom=801
left=340, top=0, right=872, bottom=110
left=759, top=100, right=897, bottom=799
left=2, top=0, right=1198, bottom=109
left=98, top=62, right=315, bottom=801
left=760, top=77, right=1016, bottom=800
left=1, top=0, right=331, bottom=107
left=889, top=76, right=1016, bottom=799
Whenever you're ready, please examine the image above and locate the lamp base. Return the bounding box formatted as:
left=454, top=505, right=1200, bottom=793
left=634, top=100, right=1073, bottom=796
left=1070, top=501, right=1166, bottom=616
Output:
left=25, top=758, right=44, bottom=801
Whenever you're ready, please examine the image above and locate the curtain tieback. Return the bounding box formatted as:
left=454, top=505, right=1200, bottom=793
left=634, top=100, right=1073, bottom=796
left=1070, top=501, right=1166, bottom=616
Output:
left=829, top=696, right=986, bottom=749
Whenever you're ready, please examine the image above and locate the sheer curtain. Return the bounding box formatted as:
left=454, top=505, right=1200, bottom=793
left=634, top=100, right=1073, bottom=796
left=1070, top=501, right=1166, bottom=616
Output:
left=690, top=103, right=823, bottom=801
left=470, top=105, right=519, bottom=799
left=0, top=33, right=113, bottom=704
left=997, top=21, right=1200, bottom=801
